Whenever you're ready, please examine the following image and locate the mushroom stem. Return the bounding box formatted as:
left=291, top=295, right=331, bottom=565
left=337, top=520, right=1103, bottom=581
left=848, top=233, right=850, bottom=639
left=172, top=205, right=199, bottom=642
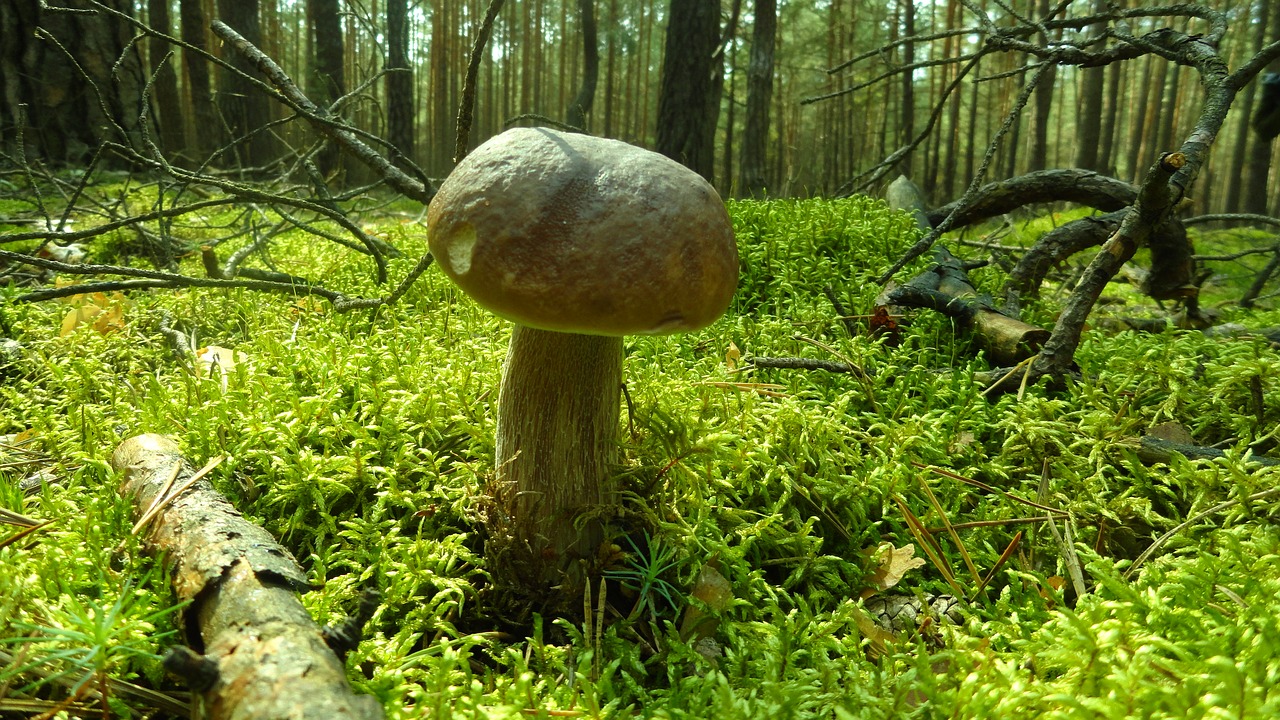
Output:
left=491, top=324, right=622, bottom=598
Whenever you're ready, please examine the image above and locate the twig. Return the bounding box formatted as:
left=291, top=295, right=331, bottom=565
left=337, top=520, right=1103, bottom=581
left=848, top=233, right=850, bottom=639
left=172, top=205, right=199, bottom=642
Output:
left=455, top=0, right=507, bottom=164
left=1124, top=487, right=1280, bottom=581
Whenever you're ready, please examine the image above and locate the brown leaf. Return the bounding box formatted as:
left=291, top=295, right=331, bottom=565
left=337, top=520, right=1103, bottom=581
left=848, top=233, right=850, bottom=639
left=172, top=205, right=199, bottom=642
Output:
left=1146, top=421, right=1195, bottom=445
left=679, top=564, right=732, bottom=641
left=860, top=542, right=927, bottom=599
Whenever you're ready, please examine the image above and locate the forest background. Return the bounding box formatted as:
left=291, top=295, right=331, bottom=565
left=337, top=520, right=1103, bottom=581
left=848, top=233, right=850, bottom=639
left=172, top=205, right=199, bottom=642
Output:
left=3, top=0, right=1278, bottom=213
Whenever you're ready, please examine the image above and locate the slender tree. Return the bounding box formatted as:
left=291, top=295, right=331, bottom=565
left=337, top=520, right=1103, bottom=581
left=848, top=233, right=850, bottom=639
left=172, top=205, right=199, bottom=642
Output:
left=147, top=0, right=186, bottom=157
left=216, top=0, right=278, bottom=169
left=739, top=0, right=776, bottom=197
left=386, top=0, right=415, bottom=170
left=655, top=0, right=720, bottom=179
left=566, top=0, right=600, bottom=130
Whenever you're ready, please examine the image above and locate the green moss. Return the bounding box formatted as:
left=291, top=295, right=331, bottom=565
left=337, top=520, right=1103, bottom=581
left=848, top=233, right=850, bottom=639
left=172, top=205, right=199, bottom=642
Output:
left=2, top=197, right=1278, bottom=718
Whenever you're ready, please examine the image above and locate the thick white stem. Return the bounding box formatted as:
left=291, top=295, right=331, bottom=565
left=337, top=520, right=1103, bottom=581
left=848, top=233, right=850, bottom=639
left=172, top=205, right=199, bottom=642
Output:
left=491, top=325, right=622, bottom=597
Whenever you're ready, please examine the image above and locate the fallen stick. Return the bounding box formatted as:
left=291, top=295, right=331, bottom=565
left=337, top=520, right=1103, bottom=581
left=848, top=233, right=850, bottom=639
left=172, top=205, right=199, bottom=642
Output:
left=111, top=434, right=383, bottom=720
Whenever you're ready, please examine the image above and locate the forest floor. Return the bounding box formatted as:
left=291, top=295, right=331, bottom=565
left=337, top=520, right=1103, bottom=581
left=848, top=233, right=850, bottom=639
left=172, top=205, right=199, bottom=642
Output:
left=2, top=193, right=1279, bottom=718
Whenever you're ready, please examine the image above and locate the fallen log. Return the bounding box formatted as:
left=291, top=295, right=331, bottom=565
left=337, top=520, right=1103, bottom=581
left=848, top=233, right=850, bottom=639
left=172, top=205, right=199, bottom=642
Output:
left=111, top=434, right=383, bottom=720
left=882, top=247, right=1050, bottom=366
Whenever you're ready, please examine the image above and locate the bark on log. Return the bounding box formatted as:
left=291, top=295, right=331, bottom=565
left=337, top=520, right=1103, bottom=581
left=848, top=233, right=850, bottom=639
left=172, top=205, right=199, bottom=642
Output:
left=882, top=247, right=1050, bottom=366
left=923, top=170, right=1137, bottom=230
left=111, top=434, right=383, bottom=720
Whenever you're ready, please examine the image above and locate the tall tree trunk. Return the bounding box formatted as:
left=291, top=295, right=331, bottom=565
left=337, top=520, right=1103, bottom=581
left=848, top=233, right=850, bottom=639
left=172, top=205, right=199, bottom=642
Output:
left=738, top=0, right=775, bottom=198
left=1245, top=113, right=1278, bottom=215
left=431, top=0, right=453, bottom=174
left=602, top=0, right=618, bottom=136
left=308, top=0, right=345, bottom=176
left=0, top=0, right=152, bottom=166
left=900, top=0, right=915, bottom=176
left=1218, top=0, right=1269, bottom=212
left=386, top=0, right=414, bottom=170
left=1074, top=0, right=1107, bottom=169
left=1026, top=0, right=1056, bottom=172
left=655, top=0, right=719, bottom=180
left=147, top=0, right=186, bottom=158
left=216, top=0, right=277, bottom=170
left=180, top=0, right=216, bottom=162
left=1097, top=56, right=1123, bottom=176
left=566, top=0, right=599, bottom=130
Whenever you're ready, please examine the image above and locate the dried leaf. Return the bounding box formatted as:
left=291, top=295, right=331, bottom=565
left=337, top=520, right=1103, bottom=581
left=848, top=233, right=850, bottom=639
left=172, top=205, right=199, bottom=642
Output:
left=1146, top=421, right=1195, bottom=445
left=679, top=564, right=732, bottom=641
left=860, top=542, right=927, bottom=598
left=194, top=346, right=249, bottom=378
left=725, top=341, right=741, bottom=370
left=57, top=292, right=129, bottom=336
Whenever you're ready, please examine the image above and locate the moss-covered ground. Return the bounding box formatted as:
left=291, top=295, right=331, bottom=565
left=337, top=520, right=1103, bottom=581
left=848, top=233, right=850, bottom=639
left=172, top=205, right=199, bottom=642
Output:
left=2, top=194, right=1279, bottom=718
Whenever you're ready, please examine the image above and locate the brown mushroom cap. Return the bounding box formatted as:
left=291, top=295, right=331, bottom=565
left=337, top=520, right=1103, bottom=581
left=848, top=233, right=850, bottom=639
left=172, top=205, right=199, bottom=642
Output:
left=427, top=127, right=738, bottom=336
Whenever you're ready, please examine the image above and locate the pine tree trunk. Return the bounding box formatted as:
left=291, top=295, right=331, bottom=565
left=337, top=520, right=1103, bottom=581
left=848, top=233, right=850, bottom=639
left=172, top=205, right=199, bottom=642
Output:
left=147, top=0, right=186, bottom=157
left=386, top=0, right=414, bottom=170
left=216, top=0, right=277, bottom=170
left=180, top=0, right=216, bottom=162
left=308, top=0, right=346, bottom=176
left=566, top=0, right=599, bottom=130
left=739, top=0, right=776, bottom=198
left=655, top=0, right=719, bottom=180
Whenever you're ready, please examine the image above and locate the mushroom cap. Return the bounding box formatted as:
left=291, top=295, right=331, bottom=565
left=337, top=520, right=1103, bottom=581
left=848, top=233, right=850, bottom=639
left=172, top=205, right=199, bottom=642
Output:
left=427, top=127, right=738, bottom=336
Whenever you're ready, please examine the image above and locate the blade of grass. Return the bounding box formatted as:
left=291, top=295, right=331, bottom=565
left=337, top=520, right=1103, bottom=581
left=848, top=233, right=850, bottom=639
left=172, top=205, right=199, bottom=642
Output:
left=916, top=473, right=981, bottom=585
left=970, top=531, right=1022, bottom=600
left=892, top=494, right=965, bottom=597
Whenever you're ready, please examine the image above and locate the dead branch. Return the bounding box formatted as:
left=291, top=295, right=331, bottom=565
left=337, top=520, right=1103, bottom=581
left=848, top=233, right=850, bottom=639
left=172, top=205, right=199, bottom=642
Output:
left=455, top=0, right=508, bottom=164
left=923, top=171, right=1136, bottom=229
left=110, top=434, right=383, bottom=720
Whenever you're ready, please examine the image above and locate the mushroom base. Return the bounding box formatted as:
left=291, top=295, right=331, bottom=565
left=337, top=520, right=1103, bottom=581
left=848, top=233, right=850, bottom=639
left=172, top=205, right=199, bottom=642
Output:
left=486, top=325, right=622, bottom=614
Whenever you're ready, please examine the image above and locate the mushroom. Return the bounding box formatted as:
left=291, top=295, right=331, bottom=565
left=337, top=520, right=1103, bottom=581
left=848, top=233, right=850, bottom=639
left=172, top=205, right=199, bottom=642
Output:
left=427, top=127, right=738, bottom=606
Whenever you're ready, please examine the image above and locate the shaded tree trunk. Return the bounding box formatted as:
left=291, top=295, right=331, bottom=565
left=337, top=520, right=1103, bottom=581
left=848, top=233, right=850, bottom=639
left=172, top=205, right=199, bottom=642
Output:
left=0, top=0, right=153, bottom=166
left=1074, top=0, right=1108, bottom=169
left=655, top=0, right=719, bottom=180
left=1244, top=0, right=1280, bottom=215
left=566, top=0, right=599, bottom=130
left=386, top=0, right=415, bottom=170
left=216, top=0, right=277, bottom=170
left=1026, top=0, right=1056, bottom=172
left=738, top=0, right=775, bottom=198
left=308, top=0, right=345, bottom=176
left=1098, top=55, right=1123, bottom=176
left=180, top=0, right=216, bottom=162
left=1224, top=0, right=1269, bottom=213
left=147, top=0, right=186, bottom=157
left=900, top=0, right=916, bottom=176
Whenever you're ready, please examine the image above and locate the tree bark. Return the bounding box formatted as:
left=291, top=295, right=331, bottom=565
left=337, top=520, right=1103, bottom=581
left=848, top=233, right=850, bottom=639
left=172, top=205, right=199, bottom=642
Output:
left=308, top=0, right=346, bottom=176
left=147, top=0, right=186, bottom=157
left=1026, top=0, right=1057, bottom=172
left=1074, top=0, right=1108, bottom=169
left=180, top=0, right=217, bottom=162
left=738, top=0, right=776, bottom=198
left=655, top=0, right=720, bottom=180
left=111, top=434, right=383, bottom=720
left=216, top=0, right=278, bottom=170
left=0, top=0, right=153, bottom=166
left=566, top=0, right=599, bottom=130
left=385, top=0, right=414, bottom=172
